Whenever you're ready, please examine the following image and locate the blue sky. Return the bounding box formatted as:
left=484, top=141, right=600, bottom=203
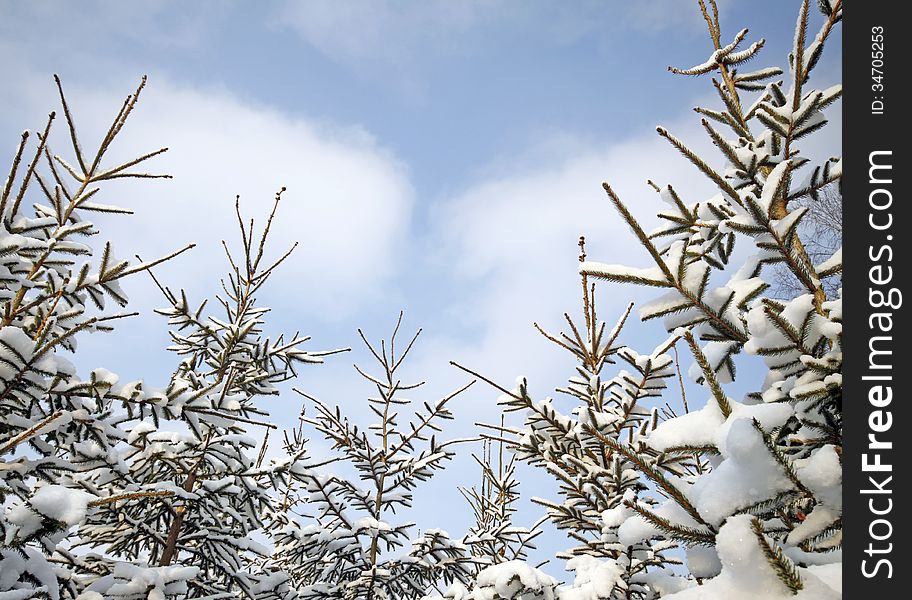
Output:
left=0, top=0, right=841, bottom=576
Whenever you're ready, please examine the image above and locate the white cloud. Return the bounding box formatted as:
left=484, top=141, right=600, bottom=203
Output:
left=417, top=116, right=719, bottom=390
left=0, top=70, right=416, bottom=386
left=2, top=74, right=415, bottom=318
left=0, top=2, right=221, bottom=79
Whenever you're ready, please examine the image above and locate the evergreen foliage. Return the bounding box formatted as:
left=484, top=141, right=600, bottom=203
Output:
left=0, top=1, right=843, bottom=598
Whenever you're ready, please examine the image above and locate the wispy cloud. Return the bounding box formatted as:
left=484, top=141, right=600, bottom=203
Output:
left=272, top=0, right=507, bottom=99
left=0, top=1, right=221, bottom=72
left=621, top=0, right=731, bottom=34
left=272, top=0, right=729, bottom=100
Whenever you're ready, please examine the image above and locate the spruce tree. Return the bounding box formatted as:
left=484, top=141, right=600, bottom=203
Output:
left=452, top=242, right=687, bottom=599
left=452, top=1, right=842, bottom=597
left=267, top=315, right=478, bottom=599
left=0, top=77, right=198, bottom=598
left=75, top=193, right=344, bottom=598
left=458, top=434, right=545, bottom=572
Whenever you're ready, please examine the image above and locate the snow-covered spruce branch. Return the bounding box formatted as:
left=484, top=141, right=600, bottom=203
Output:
left=441, top=2, right=842, bottom=598
left=0, top=76, right=224, bottom=599
left=579, top=1, right=842, bottom=596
